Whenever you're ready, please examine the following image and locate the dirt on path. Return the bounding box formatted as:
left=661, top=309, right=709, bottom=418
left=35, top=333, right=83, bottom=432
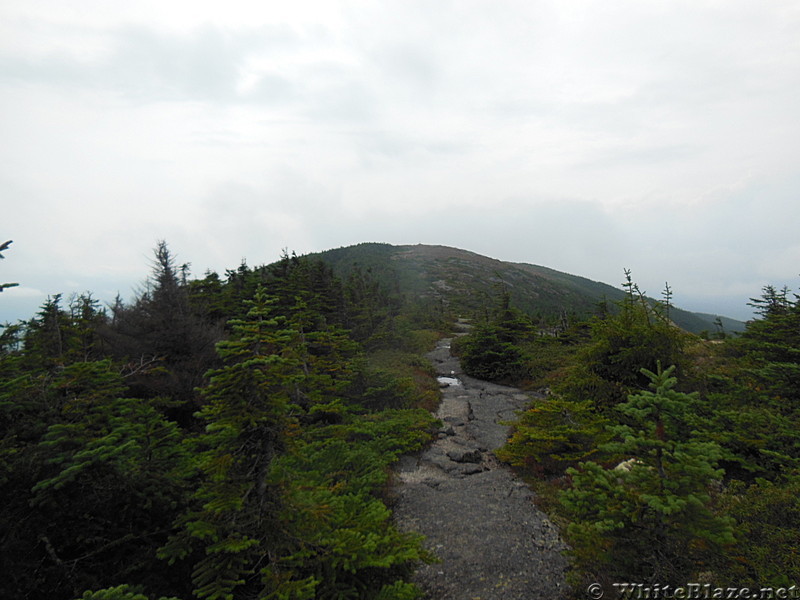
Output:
left=391, top=325, right=568, bottom=599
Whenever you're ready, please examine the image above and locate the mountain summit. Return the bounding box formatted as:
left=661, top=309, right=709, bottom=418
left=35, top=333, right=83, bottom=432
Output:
left=312, top=243, right=744, bottom=334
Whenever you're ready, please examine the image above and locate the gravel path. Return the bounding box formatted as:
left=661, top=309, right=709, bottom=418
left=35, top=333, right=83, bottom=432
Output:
left=391, top=326, right=569, bottom=599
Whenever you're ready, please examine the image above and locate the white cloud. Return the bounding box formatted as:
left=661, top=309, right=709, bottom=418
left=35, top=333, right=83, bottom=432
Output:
left=1, top=0, right=799, bottom=323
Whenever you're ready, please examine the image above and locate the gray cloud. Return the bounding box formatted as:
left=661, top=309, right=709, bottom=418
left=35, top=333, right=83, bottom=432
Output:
left=2, top=1, right=800, bottom=324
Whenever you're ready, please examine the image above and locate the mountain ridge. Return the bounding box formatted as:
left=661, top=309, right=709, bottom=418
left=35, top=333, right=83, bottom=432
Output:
left=309, top=242, right=746, bottom=334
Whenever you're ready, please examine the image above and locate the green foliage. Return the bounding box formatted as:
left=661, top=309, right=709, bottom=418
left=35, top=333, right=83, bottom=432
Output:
left=106, top=241, right=221, bottom=414
left=32, top=395, right=183, bottom=502
left=158, top=282, right=436, bottom=600
left=159, top=288, right=294, bottom=599
left=458, top=291, right=535, bottom=383
left=76, top=584, right=183, bottom=600
left=459, top=323, right=530, bottom=382
left=351, top=349, right=439, bottom=412
left=558, top=272, right=691, bottom=409
left=342, top=265, right=404, bottom=348
left=0, top=358, right=190, bottom=599
left=373, top=581, right=422, bottom=600
left=15, top=293, right=111, bottom=375
left=495, top=273, right=695, bottom=486
left=445, top=268, right=800, bottom=588
left=690, top=284, right=800, bottom=481
left=715, top=475, right=800, bottom=587
left=520, top=334, right=583, bottom=385
left=559, top=366, right=734, bottom=584
left=731, top=284, right=800, bottom=404
left=266, top=408, right=436, bottom=599
left=498, top=395, right=611, bottom=478
left=2, top=243, right=442, bottom=599
left=680, top=284, right=800, bottom=587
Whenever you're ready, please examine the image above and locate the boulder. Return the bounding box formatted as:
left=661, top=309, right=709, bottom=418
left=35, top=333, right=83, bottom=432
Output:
left=447, top=447, right=483, bottom=463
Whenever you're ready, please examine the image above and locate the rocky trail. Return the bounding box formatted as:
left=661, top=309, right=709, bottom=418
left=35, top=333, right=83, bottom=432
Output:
left=391, top=323, right=568, bottom=599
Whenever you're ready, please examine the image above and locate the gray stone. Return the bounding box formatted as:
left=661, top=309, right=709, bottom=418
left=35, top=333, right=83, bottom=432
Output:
left=456, top=464, right=485, bottom=476
left=446, top=447, right=482, bottom=463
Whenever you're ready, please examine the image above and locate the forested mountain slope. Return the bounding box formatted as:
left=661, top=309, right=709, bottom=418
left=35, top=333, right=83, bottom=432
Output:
left=312, top=243, right=745, bottom=334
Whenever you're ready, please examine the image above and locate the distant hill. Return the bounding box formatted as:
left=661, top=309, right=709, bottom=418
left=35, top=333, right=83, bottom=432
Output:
left=310, top=243, right=745, bottom=335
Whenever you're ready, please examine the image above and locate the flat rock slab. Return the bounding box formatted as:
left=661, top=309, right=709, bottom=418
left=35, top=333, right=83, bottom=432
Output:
left=391, top=336, right=568, bottom=600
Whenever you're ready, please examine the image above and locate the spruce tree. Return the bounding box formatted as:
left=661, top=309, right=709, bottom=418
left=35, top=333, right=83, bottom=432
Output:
left=737, top=284, right=800, bottom=405
left=0, top=359, right=189, bottom=599
left=560, top=365, right=734, bottom=584
left=498, top=395, right=610, bottom=478
left=159, top=287, right=297, bottom=600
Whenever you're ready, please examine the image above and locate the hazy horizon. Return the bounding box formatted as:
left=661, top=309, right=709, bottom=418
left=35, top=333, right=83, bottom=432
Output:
left=0, top=239, right=763, bottom=325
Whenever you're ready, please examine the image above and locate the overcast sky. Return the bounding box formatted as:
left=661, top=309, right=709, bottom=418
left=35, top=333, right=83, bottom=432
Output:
left=2, top=0, right=799, bottom=323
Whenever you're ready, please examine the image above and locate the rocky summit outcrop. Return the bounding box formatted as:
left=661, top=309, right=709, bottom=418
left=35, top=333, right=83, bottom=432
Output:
left=391, top=326, right=568, bottom=599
